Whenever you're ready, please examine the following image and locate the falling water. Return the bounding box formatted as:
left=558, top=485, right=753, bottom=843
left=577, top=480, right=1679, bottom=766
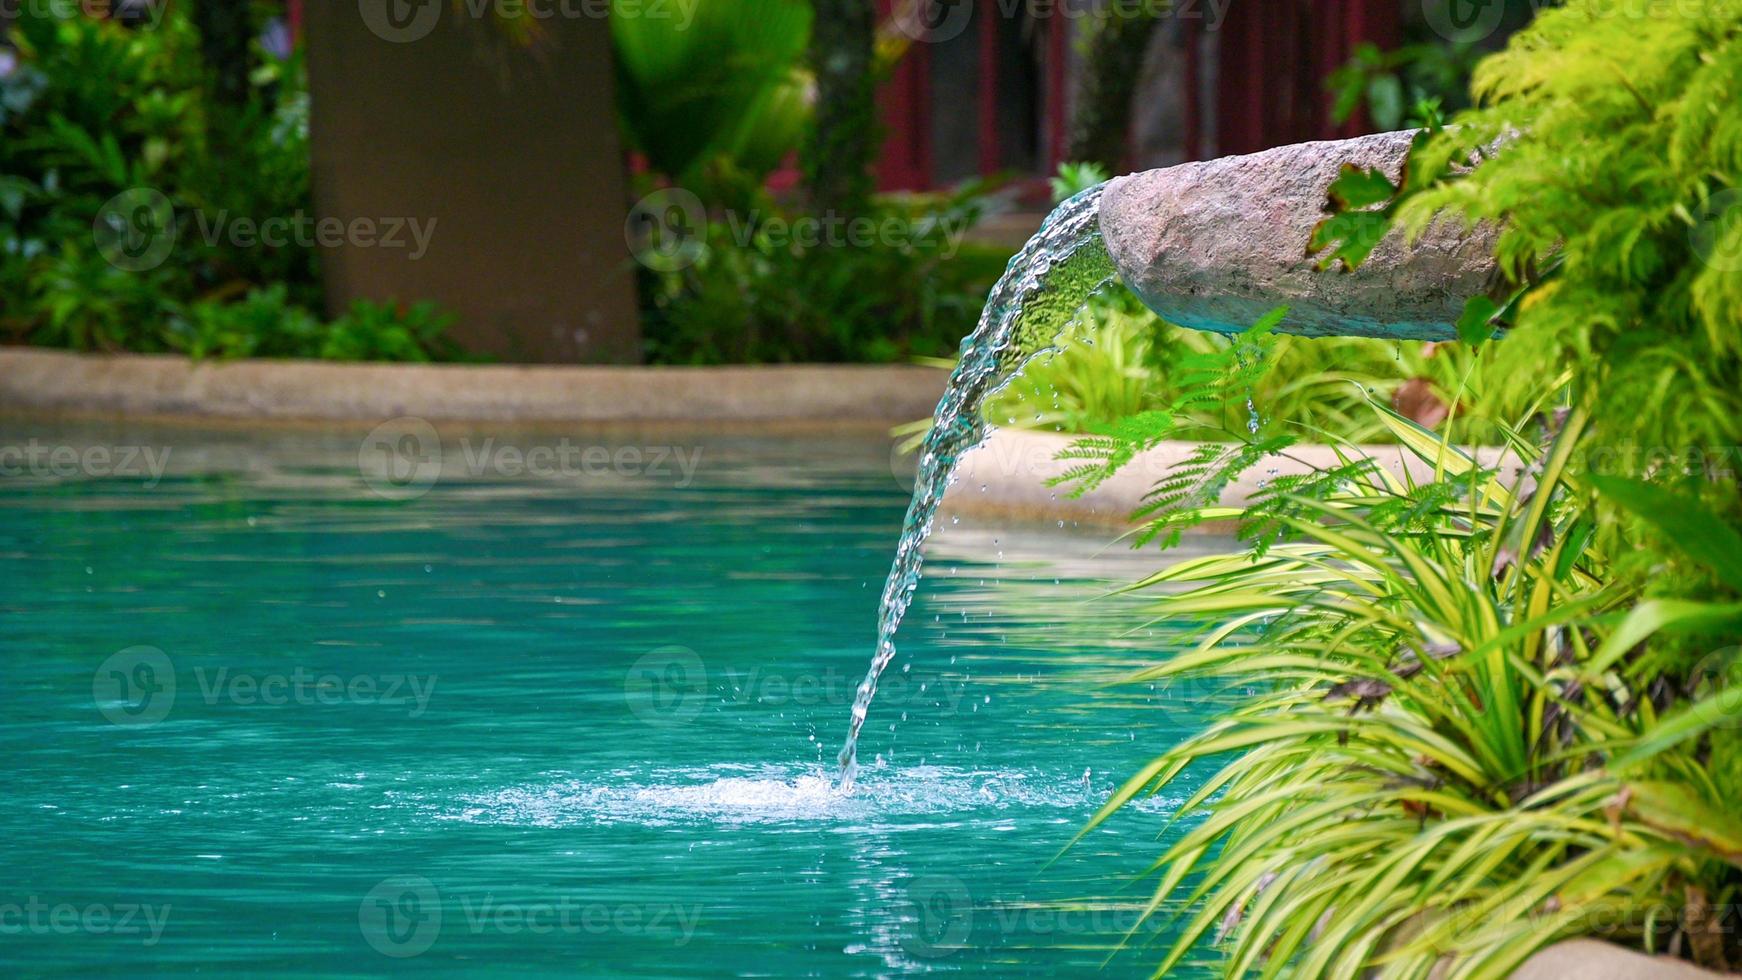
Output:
left=837, top=185, right=1115, bottom=788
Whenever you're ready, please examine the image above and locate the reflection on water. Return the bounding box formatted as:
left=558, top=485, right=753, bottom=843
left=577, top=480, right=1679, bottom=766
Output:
left=0, top=422, right=1221, bottom=977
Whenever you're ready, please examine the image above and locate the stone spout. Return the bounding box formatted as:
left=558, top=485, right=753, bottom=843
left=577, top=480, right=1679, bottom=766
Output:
left=1098, top=130, right=1497, bottom=341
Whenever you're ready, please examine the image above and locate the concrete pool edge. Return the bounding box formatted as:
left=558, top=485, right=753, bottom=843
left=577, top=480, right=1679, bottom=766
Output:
left=937, top=428, right=1522, bottom=529
left=1, top=348, right=1522, bottom=529
left=0, top=347, right=951, bottom=425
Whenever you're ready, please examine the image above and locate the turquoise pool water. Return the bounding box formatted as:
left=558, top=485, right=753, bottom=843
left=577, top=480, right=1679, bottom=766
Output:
left=0, top=423, right=1222, bottom=976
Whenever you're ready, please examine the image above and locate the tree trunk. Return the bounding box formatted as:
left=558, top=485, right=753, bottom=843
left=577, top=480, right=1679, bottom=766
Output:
left=804, top=0, right=878, bottom=216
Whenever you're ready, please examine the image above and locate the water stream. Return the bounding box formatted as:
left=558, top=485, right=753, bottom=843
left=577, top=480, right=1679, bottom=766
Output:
left=838, top=185, right=1116, bottom=787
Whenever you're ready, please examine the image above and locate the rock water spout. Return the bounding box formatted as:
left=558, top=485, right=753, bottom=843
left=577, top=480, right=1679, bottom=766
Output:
left=836, top=184, right=1116, bottom=788
left=838, top=132, right=1499, bottom=788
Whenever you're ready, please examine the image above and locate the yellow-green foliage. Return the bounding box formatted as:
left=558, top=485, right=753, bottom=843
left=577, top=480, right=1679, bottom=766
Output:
left=1396, top=1, right=1742, bottom=570
left=1077, top=7, right=1742, bottom=976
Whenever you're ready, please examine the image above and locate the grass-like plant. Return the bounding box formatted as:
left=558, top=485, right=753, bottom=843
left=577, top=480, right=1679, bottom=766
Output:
left=1079, top=392, right=1740, bottom=976
left=1055, top=7, right=1742, bottom=972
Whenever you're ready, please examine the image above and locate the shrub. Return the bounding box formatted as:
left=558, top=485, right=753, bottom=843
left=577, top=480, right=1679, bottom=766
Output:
left=1074, top=5, right=1742, bottom=971
left=639, top=184, right=1008, bottom=363
left=0, top=10, right=457, bottom=361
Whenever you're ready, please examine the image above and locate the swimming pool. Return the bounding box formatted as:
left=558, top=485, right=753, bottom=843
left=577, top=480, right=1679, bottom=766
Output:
left=0, top=421, right=1224, bottom=976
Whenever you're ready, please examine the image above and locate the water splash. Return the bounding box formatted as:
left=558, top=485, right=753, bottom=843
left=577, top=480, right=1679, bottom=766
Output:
left=424, top=763, right=1158, bottom=828
left=837, top=185, right=1115, bottom=788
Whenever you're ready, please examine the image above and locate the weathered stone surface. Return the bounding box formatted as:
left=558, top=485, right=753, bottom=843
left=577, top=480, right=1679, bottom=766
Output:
left=1099, top=130, right=1498, bottom=340
left=0, top=348, right=948, bottom=424
left=1513, top=939, right=1732, bottom=980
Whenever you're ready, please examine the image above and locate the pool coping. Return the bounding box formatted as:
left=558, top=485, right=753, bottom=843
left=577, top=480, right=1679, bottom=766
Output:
left=936, top=428, right=1522, bottom=529
left=3, top=348, right=1530, bottom=530
left=0, top=347, right=951, bottom=426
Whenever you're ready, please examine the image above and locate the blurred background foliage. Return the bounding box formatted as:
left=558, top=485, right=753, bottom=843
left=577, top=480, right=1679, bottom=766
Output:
left=0, top=5, right=456, bottom=360
left=1, top=0, right=1521, bottom=377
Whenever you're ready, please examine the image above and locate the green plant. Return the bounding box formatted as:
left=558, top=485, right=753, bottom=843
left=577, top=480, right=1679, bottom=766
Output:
left=611, top=0, right=812, bottom=200
left=163, top=284, right=315, bottom=359
left=979, top=291, right=1168, bottom=434
left=1327, top=41, right=1482, bottom=132
left=321, top=299, right=459, bottom=363
left=1078, top=389, right=1742, bottom=976
left=641, top=183, right=1007, bottom=363
left=1310, top=0, right=1742, bottom=661
left=0, top=9, right=459, bottom=361
left=982, top=291, right=1539, bottom=445
left=1324, top=1, right=1537, bottom=133
left=1049, top=161, right=1111, bottom=205
left=1066, top=5, right=1742, bottom=971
